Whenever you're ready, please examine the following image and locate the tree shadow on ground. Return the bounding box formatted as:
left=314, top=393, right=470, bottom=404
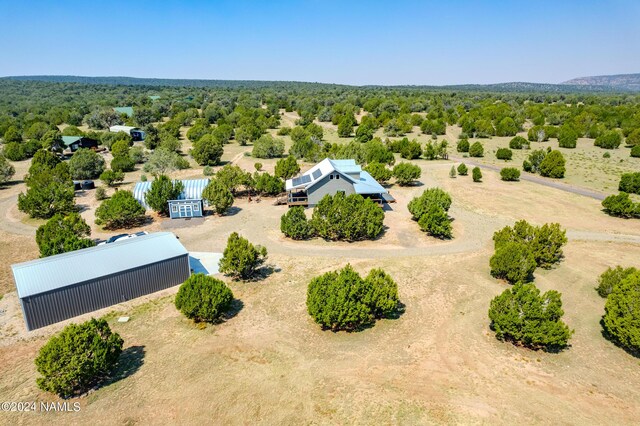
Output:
left=104, top=345, right=146, bottom=387
left=223, top=299, right=244, bottom=322
left=0, top=179, right=24, bottom=189
left=224, top=206, right=242, bottom=216
left=250, top=264, right=280, bottom=281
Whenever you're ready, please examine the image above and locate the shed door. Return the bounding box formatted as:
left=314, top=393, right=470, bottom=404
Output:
left=179, top=204, right=193, bottom=217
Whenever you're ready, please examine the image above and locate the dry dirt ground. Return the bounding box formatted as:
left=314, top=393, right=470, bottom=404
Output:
left=1, top=123, right=640, bottom=424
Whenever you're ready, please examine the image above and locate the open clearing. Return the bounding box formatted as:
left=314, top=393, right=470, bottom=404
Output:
left=1, top=137, right=640, bottom=424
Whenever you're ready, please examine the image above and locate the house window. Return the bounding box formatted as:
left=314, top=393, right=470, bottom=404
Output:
left=193, top=203, right=199, bottom=211
left=336, top=174, right=340, bottom=179
left=330, top=175, right=334, bottom=180
left=171, top=204, right=178, bottom=213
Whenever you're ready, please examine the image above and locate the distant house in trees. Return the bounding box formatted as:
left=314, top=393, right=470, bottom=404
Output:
left=133, top=178, right=210, bottom=219
left=285, top=158, right=394, bottom=207
left=61, top=136, right=99, bottom=153
left=149, top=95, right=161, bottom=101
left=113, top=106, right=134, bottom=117
left=109, top=125, right=146, bottom=141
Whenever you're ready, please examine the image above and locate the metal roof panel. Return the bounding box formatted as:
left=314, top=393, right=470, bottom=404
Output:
left=12, top=232, right=188, bottom=298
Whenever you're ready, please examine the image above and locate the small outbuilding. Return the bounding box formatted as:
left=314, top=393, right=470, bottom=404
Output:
left=12, top=232, right=190, bottom=331
left=109, top=125, right=146, bottom=141
left=285, top=158, right=394, bottom=207
left=133, top=178, right=209, bottom=219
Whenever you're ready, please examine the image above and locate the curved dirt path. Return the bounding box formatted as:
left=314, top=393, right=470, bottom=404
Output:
left=449, top=155, right=607, bottom=200
left=0, top=195, right=35, bottom=237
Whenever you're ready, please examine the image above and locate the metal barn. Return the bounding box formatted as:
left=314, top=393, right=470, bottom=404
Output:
left=11, top=232, right=190, bottom=331
left=134, top=179, right=209, bottom=219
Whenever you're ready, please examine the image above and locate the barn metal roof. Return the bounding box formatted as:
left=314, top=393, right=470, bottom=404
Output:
left=12, top=232, right=188, bottom=299
left=133, top=179, right=210, bottom=208
left=61, top=136, right=82, bottom=146
left=113, top=106, right=134, bottom=117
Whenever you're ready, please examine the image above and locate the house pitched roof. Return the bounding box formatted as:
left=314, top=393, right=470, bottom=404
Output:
left=286, top=158, right=387, bottom=195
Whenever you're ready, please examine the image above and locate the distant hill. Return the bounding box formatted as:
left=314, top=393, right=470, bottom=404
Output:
left=2, top=75, right=639, bottom=93
left=562, top=73, right=640, bottom=91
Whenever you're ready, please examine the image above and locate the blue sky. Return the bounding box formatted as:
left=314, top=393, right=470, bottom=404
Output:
left=0, top=0, right=638, bottom=85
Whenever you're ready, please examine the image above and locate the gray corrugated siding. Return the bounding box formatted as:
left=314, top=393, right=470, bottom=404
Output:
left=307, top=172, right=355, bottom=206
left=20, top=254, right=190, bottom=331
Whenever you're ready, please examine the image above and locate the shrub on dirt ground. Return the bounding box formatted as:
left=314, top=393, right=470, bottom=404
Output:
left=469, top=142, right=484, bottom=157
left=523, top=149, right=547, bottom=173
left=490, top=241, right=536, bottom=284
left=35, top=318, right=123, bottom=398
left=68, top=148, right=105, bottom=180
left=364, top=162, right=393, bottom=183
left=601, top=192, right=640, bottom=218
left=472, top=167, right=482, bottom=182
left=496, top=148, right=513, bottom=160
left=456, top=138, right=470, bottom=153
left=449, top=165, right=456, bottom=178
left=216, top=164, right=253, bottom=195
left=509, top=136, right=528, bottom=150
left=99, top=169, right=124, bottom=187
left=252, top=134, right=285, bottom=158
left=595, top=130, right=622, bottom=149
left=627, top=129, right=640, bottom=147
left=306, top=264, right=399, bottom=331
left=362, top=268, right=400, bottom=318
left=0, top=155, right=15, bottom=184
left=558, top=124, right=578, bottom=148
left=191, top=134, right=224, bottom=166
left=280, top=206, right=313, bottom=240
left=392, top=162, right=421, bottom=186
left=489, top=282, right=573, bottom=351
left=631, top=145, right=640, bottom=157
left=219, top=232, right=268, bottom=280
left=3, top=142, right=27, bottom=161
left=400, top=139, right=422, bottom=159
left=417, top=204, right=452, bottom=239
left=408, top=188, right=453, bottom=239
left=144, top=175, right=184, bottom=215
left=310, top=192, right=384, bottom=241
left=457, top=163, right=468, bottom=176
left=500, top=167, right=520, bottom=181
left=538, top=150, right=566, bottom=178
left=408, top=188, right=452, bottom=221
left=18, top=162, right=75, bottom=219
left=95, top=190, right=146, bottom=229
left=95, top=187, right=107, bottom=200
left=619, top=172, right=640, bottom=194
left=36, top=213, right=94, bottom=257
left=175, top=273, right=234, bottom=323
left=493, top=220, right=567, bottom=269
left=596, top=266, right=639, bottom=298
left=274, top=155, right=300, bottom=179
left=252, top=172, right=284, bottom=196
left=202, top=178, right=234, bottom=215
left=110, top=154, right=135, bottom=173
left=602, top=271, right=640, bottom=353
